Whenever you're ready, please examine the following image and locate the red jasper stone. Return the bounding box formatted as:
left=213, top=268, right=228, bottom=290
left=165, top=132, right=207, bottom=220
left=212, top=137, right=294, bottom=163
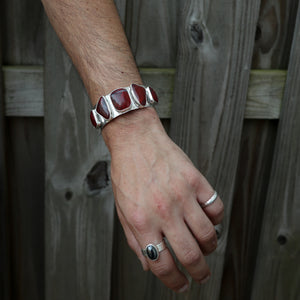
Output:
left=110, top=88, right=131, bottom=110
left=90, top=111, right=98, bottom=128
left=149, top=87, right=158, bottom=102
left=132, top=84, right=146, bottom=105
left=96, top=97, right=110, bottom=119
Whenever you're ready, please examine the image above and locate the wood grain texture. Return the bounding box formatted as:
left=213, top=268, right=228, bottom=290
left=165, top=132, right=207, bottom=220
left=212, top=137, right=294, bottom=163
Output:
left=5, top=118, right=45, bottom=300
left=2, top=66, right=286, bottom=119
left=251, top=5, right=300, bottom=300
left=221, top=1, right=299, bottom=299
left=0, top=29, right=11, bottom=300
left=140, top=68, right=175, bottom=118
left=245, top=70, right=286, bottom=119
left=252, top=0, right=299, bottom=69
left=169, top=1, right=260, bottom=299
left=2, top=1, right=46, bottom=298
left=2, top=0, right=45, bottom=64
left=45, top=22, right=114, bottom=300
left=220, top=120, right=278, bottom=300
left=125, top=0, right=180, bottom=67
left=3, top=66, right=44, bottom=116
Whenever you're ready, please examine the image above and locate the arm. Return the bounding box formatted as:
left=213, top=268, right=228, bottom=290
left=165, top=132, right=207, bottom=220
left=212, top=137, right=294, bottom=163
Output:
left=42, top=0, right=224, bottom=293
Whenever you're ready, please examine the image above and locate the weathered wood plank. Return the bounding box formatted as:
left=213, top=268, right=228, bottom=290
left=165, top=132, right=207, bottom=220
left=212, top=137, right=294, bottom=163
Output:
left=0, top=28, right=11, bottom=300
left=45, top=22, right=114, bottom=300
left=2, top=1, right=46, bottom=298
left=3, top=66, right=287, bottom=119
left=252, top=0, right=299, bottom=69
left=125, top=0, right=179, bottom=67
left=251, top=5, right=300, bottom=299
left=140, top=68, right=175, bottom=118
left=3, top=66, right=44, bottom=116
left=5, top=117, right=45, bottom=300
left=169, top=1, right=260, bottom=299
left=220, top=2, right=299, bottom=299
left=220, top=119, right=278, bottom=300
left=245, top=70, right=285, bottom=119
left=2, top=0, right=45, bottom=64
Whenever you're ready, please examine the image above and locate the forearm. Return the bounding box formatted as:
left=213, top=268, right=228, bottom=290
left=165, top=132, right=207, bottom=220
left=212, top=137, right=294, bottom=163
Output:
left=42, top=0, right=142, bottom=104
left=42, top=0, right=162, bottom=148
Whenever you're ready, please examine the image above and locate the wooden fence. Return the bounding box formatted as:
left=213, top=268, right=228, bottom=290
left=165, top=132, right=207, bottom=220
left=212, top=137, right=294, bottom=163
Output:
left=1, top=0, right=299, bottom=299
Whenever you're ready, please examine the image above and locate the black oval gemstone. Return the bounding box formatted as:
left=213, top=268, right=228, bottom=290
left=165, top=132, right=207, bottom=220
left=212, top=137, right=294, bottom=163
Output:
left=146, top=245, right=158, bottom=260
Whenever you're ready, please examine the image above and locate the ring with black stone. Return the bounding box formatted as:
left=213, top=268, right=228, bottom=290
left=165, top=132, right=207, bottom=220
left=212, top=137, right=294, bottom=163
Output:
left=141, top=240, right=166, bottom=261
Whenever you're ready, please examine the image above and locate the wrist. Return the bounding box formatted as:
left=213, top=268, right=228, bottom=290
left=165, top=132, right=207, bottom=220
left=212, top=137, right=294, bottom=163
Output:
left=102, top=107, right=165, bottom=153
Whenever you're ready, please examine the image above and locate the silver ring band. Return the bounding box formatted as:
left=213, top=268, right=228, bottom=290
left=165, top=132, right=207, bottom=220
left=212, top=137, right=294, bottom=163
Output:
left=201, top=191, right=218, bottom=208
left=142, top=240, right=166, bottom=261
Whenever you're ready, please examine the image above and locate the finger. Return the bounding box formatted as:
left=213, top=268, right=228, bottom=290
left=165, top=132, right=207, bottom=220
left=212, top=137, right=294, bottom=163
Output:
left=139, top=233, right=189, bottom=293
left=184, top=199, right=217, bottom=255
left=198, top=192, right=224, bottom=225
left=115, top=205, right=150, bottom=270
left=194, top=176, right=224, bottom=225
left=165, top=221, right=211, bottom=283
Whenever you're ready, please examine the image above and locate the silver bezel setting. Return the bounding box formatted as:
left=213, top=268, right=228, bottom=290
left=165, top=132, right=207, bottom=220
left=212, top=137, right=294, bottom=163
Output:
left=92, top=84, right=157, bottom=129
left=145, top=86, right=156, bottom=104
left=142, top=244, right=159, bottom=261
left=141, top=240, right=166, bottom=261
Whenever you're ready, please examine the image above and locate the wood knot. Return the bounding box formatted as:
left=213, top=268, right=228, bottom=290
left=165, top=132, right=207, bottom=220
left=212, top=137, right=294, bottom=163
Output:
left=84, top=161, right=109, bottom=195
left=255, top=25, right=262, bottom=41
left=65, top=190, right=73, bottom=201
left=190, top=23, right=204, bottom=45
left=277, top=235, right=287, bottom=245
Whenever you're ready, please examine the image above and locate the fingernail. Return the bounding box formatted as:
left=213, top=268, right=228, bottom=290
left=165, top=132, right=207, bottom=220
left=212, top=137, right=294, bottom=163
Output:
left=200, top=275, right=210, bottom=284
left=178, top=283, right=189, bottom=293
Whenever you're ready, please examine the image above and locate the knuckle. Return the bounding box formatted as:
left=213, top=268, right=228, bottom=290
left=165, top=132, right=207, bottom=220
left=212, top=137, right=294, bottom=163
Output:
left=152, top=263, right=174, bottom=278
left=189, top=171, right=202, bottom=189
left=181, top=249, right=202, bottom=267
left=199, top=225, right=217, bottom=243
left=128, top=210, right=148, bottom=233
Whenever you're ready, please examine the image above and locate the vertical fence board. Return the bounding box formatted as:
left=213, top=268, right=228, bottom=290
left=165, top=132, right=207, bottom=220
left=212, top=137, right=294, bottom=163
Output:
left=2, top=0, right=45, bottom=65
left=2, top=0, right=46, bottom=299
left=251, top=5, right=300, bottom=300
left=0, top=28, right=11, bottom=300
left=45, top=22, right=115, bottom=300
left=6, top=118, right=45, bottom=300
left=220, top=1, right=299, bottom=299
left=169, top=1, right=260, bottom=299
left=125, top=0, right=179, bottom=67
left=220, top=120, right=277, bottom=300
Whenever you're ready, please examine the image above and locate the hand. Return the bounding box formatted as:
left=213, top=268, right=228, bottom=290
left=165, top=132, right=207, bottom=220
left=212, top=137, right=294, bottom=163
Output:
left=102, top=108, right=224, bottom=293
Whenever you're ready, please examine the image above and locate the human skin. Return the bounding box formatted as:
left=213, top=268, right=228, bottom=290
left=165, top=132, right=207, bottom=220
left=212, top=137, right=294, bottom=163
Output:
left=42, top=0, right=224, bottom=293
